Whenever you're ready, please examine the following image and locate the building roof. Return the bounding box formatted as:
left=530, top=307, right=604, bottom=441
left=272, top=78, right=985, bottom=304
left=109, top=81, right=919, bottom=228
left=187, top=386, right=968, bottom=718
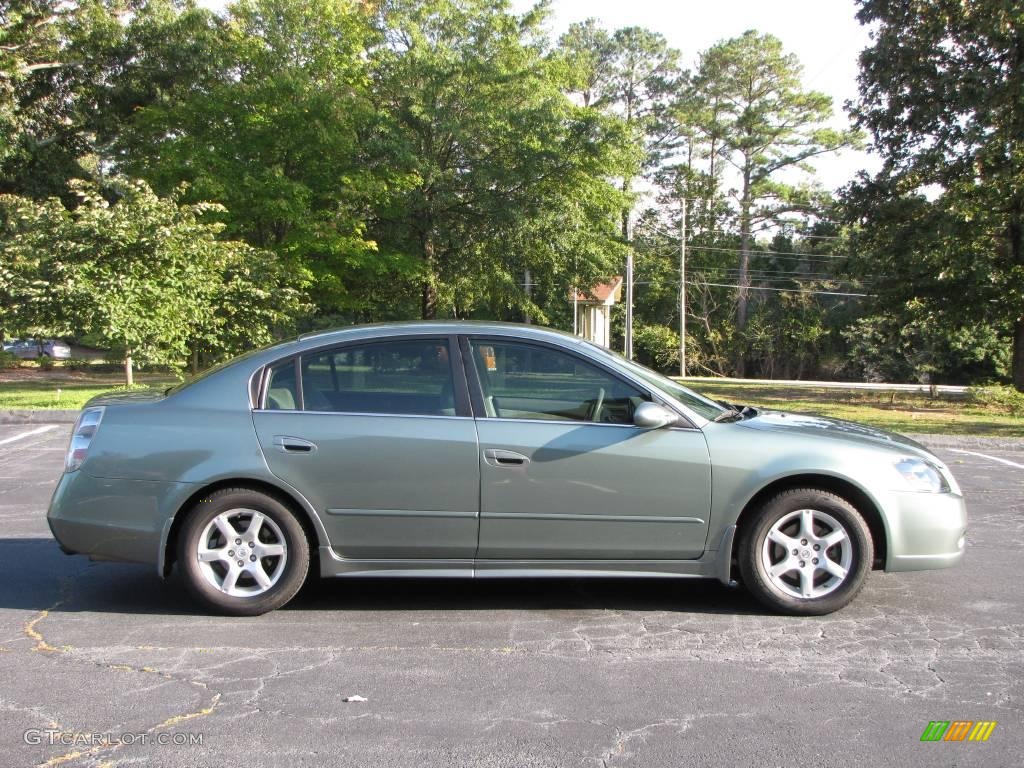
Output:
left=570, top=276, right=623, bottom=305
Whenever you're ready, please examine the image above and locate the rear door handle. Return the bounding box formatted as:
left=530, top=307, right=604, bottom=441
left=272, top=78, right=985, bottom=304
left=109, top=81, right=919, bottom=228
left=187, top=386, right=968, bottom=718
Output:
left=483, top=448, right=530, bottom=467
left=273, top=435, right=318, bottom=454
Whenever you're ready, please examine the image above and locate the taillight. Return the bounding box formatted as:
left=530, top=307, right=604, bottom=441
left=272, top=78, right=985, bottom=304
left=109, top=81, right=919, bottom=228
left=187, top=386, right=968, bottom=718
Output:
left=65, top=406, right=105, bottom=473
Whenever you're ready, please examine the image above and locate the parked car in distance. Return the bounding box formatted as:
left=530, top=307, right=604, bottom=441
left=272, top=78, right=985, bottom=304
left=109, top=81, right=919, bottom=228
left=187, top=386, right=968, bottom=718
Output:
left=41, top=339, right=72, bottom=359
left=48, top=322, right=967, bottom=616
left=7, top=339, right=44, bottom=359
left=5, top=338, right=72, bottom=359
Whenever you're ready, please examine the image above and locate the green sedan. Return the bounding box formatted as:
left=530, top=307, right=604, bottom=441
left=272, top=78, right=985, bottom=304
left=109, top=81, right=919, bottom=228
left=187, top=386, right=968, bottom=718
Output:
left=47, top=322, right=967, bottom=616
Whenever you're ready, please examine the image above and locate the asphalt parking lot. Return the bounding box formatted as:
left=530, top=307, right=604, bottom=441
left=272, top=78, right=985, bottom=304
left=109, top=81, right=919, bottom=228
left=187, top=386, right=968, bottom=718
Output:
left=0, top=424, right=1021, bottom=767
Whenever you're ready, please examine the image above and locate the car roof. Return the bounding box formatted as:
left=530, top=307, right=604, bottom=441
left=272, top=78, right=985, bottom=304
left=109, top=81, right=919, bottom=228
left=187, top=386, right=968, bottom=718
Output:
left=298, top=320, right=582, bottom=345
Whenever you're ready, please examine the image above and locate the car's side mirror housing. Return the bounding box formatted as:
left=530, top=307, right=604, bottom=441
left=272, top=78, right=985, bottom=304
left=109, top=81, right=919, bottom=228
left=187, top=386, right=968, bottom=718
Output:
left=633, top=401, right=678, bottom=429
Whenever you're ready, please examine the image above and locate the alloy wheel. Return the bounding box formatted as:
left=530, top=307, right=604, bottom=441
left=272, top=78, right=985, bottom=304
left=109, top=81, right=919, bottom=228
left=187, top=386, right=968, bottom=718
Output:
left=760, top=508, right=852, bottom=599
left=196, top=508, right=288, bottom=597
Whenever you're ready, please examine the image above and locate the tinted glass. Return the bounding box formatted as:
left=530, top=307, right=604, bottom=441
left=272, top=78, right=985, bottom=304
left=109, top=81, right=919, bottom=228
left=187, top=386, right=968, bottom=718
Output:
left=469, top=340, right=647, bottom=424
left=301, top=339, right=455, bottom=416
left=265, top=360, right=298, bottom=410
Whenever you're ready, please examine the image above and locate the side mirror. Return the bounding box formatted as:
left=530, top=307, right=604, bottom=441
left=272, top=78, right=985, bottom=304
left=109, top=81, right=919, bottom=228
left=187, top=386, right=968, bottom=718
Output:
left=633, top=401, right=678, bottom=429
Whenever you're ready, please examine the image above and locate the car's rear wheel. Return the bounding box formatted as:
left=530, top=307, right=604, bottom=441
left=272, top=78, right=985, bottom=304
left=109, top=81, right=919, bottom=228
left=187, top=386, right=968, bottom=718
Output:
left=177, top=488, right=310, bottom=616
left=738, top=488, right=873, bottom=615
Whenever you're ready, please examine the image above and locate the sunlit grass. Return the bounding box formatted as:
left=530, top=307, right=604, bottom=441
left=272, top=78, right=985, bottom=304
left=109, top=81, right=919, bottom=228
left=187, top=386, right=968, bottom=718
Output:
left=679, top=380, right=1024, bottom=437
left=0, top=372, right=179, bottom=410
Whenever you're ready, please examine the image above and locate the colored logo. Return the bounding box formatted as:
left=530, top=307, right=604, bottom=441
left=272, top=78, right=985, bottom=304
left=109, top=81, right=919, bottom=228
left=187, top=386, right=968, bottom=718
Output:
left=920, top=721, right=997, bottom=742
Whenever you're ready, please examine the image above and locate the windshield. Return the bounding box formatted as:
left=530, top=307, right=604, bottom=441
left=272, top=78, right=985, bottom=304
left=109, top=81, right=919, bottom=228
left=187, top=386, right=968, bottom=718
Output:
left=582, top=342, right=727, bottom=421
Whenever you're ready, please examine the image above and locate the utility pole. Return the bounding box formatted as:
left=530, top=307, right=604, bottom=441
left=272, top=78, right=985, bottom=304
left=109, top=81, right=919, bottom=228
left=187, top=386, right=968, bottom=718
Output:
left=679, top=198, right=687, bottom=378
left=625, top=215, right=634, bottom=360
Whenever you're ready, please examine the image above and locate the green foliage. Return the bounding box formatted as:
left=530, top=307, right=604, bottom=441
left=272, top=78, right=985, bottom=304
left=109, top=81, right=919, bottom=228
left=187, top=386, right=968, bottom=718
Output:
left=849, top=0, right=1024, bottom=389
left=633, top=323, right=680, bottom=374
left=690, top=31, right=859, bottom=368
left=63, top=357, right=92, bottom=371
left=119, top=0, right=385, bottom=318
left=969, top=385, right=1024, bottom=417
left=0, top=177, right=306, bottom=383
left=368, top=0, right=631, bottom=321
left=842, top=310, right=1009, bottom=385
left=0, top=350, right=18, bottom=369
left=1, top=0, right=1017, bottom=393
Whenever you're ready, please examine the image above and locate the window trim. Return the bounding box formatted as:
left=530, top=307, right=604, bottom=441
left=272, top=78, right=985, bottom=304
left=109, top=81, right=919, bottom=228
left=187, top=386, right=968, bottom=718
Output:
left=257, top=335, right=470, bottom=418
left=459, top=334, right=696, bottom=429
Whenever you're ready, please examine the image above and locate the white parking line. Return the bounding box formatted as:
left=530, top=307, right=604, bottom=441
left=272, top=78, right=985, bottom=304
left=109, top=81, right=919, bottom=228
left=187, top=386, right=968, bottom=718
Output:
left=0, top=424, right=60, bottom=447
left=949, top=448, right=1024, bottom=470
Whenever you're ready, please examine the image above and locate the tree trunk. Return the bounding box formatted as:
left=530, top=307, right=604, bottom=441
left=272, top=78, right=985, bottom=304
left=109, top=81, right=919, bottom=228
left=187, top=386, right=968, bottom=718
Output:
left=735, top=167, right=753, bottom=378
left=524, top=268, right=532, bottom=324
left=124, top=354, right=134, bottom=387
left=1010, top=188, right=1024, bottom=389
left=421, top=227, right=437, bottom=320
left=1014, top=319, right=1024, bottom=392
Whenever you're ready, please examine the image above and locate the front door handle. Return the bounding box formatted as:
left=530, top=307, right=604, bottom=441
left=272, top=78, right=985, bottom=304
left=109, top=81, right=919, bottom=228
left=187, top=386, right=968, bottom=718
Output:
left=483, top=448, right=530, bottom=467
left=273, top=435, right=318, bottom=454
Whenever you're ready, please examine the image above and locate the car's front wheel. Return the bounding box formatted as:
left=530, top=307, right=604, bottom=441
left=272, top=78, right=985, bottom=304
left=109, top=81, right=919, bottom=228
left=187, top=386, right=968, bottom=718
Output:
left=738, top=488, right=873, bottom=615
left=177, top=488, right=310, bottom=616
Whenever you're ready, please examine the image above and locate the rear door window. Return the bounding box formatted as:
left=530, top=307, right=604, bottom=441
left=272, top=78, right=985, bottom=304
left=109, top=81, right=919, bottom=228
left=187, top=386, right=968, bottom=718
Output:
left=265, top=360, right=298, bottom=410
left=301, top=338, right=456, bottom=416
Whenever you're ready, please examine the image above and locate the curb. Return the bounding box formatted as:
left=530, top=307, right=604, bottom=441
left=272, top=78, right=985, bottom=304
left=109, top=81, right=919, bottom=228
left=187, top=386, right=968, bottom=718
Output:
left=0, top=410, right=80, bottom=425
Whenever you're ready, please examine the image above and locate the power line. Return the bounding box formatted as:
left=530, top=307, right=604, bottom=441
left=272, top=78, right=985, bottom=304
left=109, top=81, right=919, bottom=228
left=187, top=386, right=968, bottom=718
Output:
left=662, top=226, right=844, bottom=241
left=518, top=279, right=872, bottom=297
left=640, top=280, right=871, bottom=297
left=689, top=266, right=871, bottom=280
left=693, top=281, right=871, bottom=297
left=677, top=244, right=850, bottom=260
left=638, top=242, right=856, bottom=266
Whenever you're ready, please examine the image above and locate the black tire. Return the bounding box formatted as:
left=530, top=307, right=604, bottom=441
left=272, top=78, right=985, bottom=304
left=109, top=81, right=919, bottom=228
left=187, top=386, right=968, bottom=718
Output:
left=177, top=488, right=310, bottom=616
left=737, top=488, right=873, bottom=616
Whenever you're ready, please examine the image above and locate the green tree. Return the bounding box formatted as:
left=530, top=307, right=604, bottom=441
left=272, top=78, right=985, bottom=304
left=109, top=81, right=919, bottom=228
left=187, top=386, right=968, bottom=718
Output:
left=0, top=178, right=304, bottom=384
left=0, top=0, right=122, bottom=199
left=694, top=31, right=856, bottom=374
left=369, top=0, right=630, bottom=321
left=117, top=0, right=388, bottom=320
left=849, top=0, right=1024, bottom=389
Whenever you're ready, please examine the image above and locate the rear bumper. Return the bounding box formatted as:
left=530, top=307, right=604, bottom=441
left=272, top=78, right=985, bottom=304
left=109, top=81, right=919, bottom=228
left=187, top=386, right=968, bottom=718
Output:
left=47, top=471, right=190, bottom=566
left=883, top=490, right=967, bottom=571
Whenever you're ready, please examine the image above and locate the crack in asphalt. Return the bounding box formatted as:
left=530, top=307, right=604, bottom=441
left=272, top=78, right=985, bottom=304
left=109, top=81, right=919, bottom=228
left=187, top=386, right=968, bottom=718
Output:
left=20, top=572, right=223, bottom=768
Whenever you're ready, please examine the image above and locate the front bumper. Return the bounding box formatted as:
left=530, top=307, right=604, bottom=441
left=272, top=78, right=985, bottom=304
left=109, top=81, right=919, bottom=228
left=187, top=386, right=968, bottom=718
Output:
left=47, top=471, right=190, bottom=567
left=883, top=490, right=967, bottom=571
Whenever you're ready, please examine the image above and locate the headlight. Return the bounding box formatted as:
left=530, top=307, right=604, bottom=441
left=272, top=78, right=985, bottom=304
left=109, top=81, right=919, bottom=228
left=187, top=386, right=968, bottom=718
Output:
left=65, top=406, right=104, bottom=473
left=894, top=457, right=948, bottom=493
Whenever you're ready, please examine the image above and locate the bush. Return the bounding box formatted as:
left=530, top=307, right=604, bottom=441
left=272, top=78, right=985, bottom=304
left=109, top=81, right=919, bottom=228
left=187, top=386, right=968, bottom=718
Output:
left=63, top=357, right=93, bottom=372
left=634, top=324, right=680, bottom=374
left=968, top=385, right=1024, bottom=416
left=0, top=351, right=19, bottom=369
left=37, top=355, right=55, bottom=371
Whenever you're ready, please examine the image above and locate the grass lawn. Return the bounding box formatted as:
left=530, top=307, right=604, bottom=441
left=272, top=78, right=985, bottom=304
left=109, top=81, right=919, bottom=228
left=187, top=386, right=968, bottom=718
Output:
left=1, top=367, right=1021, bottom=437
left=0, top=368, right=179, bottom=410
left=678, top=379, right=1024, bottom=438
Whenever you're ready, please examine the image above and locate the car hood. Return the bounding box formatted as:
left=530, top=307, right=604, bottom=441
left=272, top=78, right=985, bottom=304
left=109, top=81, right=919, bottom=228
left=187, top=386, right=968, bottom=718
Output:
left=85, top=388, right=168, bottom=408
left=735, top=410, right=932, bottom=456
